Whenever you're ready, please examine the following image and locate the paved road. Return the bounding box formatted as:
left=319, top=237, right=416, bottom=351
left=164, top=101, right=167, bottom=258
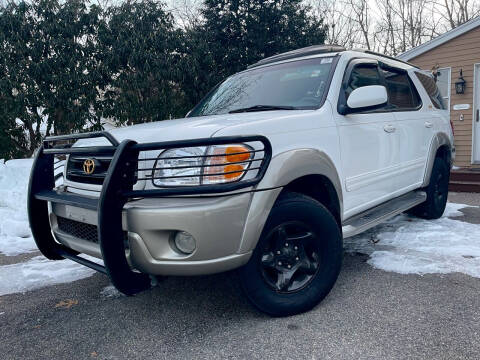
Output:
left=1, top=193, right=479, bottom=360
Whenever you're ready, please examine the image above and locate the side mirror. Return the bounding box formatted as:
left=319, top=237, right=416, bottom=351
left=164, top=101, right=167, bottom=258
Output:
left=343, top=85, right=388, bottom=114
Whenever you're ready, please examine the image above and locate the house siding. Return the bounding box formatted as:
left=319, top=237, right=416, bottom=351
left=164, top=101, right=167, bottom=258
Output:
left=408, top=25, right=480, bottom=168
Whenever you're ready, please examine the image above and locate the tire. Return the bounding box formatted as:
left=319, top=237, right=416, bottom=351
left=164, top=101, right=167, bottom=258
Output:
left=409, top=157, right=450, bottom=220
left=238, top=192, right=343, bottom=317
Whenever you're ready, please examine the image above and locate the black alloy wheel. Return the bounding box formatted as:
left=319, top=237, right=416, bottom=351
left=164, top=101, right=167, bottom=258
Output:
left=239, top=192, right=343, bottom=317
left=260, top=221, right=321, bottom=293
left=432, top=170, right=449, bottom=210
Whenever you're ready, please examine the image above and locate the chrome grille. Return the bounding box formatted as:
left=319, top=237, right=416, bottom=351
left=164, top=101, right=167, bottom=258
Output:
left=66, top=156, right=112, bottom=185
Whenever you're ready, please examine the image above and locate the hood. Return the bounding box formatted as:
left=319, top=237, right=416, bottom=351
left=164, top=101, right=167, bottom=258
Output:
left=107, top=110, right=314, bottom=144
left=72, top=110, right=314, bottom=147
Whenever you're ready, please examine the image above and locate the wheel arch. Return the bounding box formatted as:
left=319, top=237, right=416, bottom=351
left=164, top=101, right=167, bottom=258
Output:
left=238, top=149, right=343, bottom=253
left=422, top=132, right=454, bottom=187
left=279, top=175, right=341, bottom=227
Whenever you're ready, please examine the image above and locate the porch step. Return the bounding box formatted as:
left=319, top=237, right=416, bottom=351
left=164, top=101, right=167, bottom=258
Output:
left=449, top=169, right=480, bottom=193
left=449, top=181, right=480, bottom=193
left=342, top=191, right=427, bottom=238
left=450, top=170, right=480, bottom=182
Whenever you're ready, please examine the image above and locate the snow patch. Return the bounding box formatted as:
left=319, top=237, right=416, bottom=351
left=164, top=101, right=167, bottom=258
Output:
left=346, top=202, right=480, bottom=277
left=0, top=256, right=95, bottom=296
left=100, top=285, right=124, bottom=299
left=0, top=158, right=97, bottom=296
left=0, top=159, right=38, bottom=256
left=441, top=202, right=466, bottom=217
left=0, top=235, right=37, bottom=257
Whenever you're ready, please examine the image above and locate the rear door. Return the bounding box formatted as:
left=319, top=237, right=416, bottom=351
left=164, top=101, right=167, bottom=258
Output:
left=380, top=64, right=427, bottom=192
left=334, top=59, right=399, bottom=217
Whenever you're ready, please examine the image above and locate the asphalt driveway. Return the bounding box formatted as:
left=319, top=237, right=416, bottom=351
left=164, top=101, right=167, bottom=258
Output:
left=0, top=193, right=479, bottom=360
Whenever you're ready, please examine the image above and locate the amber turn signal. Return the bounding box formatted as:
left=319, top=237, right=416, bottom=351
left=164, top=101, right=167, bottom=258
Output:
left=203, top=144, right=253, bottom=184
left=226, top=146, right=251, bottom=163
left=224, top=164, right=245, bottom=179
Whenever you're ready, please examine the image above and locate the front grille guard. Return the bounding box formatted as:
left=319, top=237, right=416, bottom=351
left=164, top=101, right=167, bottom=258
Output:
left=27, top=131, right=272, bottom=295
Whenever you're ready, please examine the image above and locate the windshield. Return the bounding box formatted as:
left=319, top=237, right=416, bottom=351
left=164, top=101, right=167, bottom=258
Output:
left=188, top=57, right=335, bottom=117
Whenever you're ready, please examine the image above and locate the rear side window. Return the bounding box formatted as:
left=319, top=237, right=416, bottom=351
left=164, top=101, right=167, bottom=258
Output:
left=381, top=68, right=421, bottom=110
left=415, top=72, right=446, bottom=110
left=345, top=64, right=383, bottom=100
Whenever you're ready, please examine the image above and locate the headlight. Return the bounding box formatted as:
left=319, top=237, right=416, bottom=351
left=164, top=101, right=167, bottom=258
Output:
left=152, top=147, right=207, bottom=186
left=152, top=144, right=253, bottom=187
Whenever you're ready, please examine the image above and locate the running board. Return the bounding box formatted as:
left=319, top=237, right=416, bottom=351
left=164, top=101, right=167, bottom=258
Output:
left=342, top=191, right=427, bottom=238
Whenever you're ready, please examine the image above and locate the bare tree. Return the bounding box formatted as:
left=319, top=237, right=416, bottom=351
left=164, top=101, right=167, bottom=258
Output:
left=310, top=0, right=373, bottom=49
left=374, top=0, right=396, bottom=54
left=310, top=0, right=358, bottom=47
left=166, top=0, right=202, bottom=29
left=434, top=0, right=480, bottom=30
left=373, top=0, right=440, bottom=55
left=309, top=0, right=473, bottom=56
left=347, top=0, right=373, bottom=49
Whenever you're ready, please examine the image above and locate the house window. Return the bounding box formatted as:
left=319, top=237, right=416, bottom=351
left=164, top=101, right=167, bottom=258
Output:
left=436, top=67, right=451, bottom=112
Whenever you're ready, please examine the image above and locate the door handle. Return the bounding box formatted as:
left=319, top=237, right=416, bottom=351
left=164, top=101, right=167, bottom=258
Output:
left=425, top=121, right=433, bottom=128
left=476, top=109, right=479, bottom=123
left=384, top=124, right=396, bottom=133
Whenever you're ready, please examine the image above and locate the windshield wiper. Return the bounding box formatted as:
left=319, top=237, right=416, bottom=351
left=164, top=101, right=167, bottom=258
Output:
left=228, top=105, right=298, bottom=114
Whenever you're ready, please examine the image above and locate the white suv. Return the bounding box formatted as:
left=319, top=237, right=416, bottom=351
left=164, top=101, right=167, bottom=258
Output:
left=28, top=45, right=454, bottom=316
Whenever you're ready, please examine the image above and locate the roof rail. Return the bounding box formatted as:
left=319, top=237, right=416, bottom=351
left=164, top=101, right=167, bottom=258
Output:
left=354, top=49, right=419, bottom=69
left=247, top=45, right=346, bottom=69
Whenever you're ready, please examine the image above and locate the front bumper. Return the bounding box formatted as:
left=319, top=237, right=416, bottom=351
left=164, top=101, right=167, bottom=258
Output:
left=28, top=132, right=272, bottom=294
left=50, top=193, right=254, bottom=276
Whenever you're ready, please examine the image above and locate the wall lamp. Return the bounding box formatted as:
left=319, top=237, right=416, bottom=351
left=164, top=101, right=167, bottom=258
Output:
left=455, top=69, right=466, bottom=94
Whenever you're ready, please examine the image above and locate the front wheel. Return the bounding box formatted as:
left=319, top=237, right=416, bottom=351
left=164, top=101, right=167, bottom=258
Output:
left=238, top=192, right=342, bottom=317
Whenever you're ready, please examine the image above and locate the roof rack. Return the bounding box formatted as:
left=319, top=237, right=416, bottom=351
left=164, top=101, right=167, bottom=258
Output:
left=247, top=45, right=346, bottom=69
left=355, top=49, right=419, bottom=69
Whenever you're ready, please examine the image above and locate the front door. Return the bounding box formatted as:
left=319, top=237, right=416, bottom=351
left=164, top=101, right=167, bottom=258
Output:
left=474, top=64, right=480, bottom=163
left=334, top=60, right=399, bottom=217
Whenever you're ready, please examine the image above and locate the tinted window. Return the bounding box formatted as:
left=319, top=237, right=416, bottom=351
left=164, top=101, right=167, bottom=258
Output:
left=381, top=68, right=421, bottom=110
left=345, top=64, right=383, bottom=100
left=415, top=71, right=447, bottom=110
left=188, top=58, right=335, bottom=117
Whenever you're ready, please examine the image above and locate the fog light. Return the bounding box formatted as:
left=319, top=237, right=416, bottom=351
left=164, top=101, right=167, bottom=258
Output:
left=174, top=231, right=196, bottom=254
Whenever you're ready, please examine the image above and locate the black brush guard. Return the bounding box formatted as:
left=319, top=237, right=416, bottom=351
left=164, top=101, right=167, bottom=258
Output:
left=27, top=131, right=272, bottom=295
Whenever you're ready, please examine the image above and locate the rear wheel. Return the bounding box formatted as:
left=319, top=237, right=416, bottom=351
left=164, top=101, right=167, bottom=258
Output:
left=409, top=157, right=450, bottom=219
left=238, top=192, right=342, bottom=317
